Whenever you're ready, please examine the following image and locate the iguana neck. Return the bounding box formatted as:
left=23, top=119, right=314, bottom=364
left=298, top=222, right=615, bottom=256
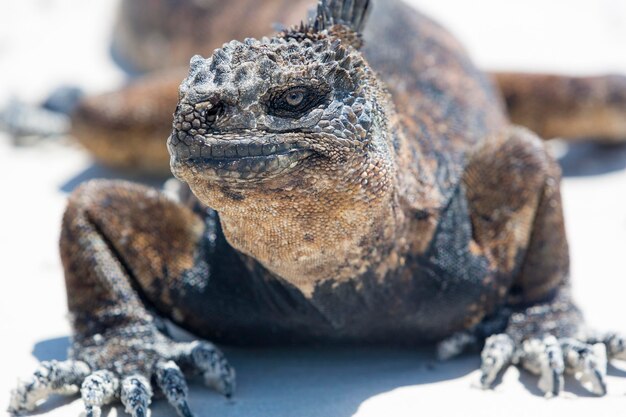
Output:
left=217, top=191, right=403, bottom=295
left=187, top=131, right=414, bottom=295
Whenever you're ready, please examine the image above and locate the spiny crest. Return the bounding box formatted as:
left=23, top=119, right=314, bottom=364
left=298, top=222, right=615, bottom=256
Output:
left=314, top=0, right=371, bottom=34
left=281, top=0, right=371, bottom=49
left=180, top=35, right=372, bottom=105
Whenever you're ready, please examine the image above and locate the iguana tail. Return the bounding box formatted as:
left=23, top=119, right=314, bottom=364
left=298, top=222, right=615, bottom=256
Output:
left=492, top=72, right=626, bottom=142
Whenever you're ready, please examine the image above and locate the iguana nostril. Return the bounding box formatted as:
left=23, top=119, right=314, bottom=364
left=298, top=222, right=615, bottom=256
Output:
left=199, top=102, right=225, bottom=125
left=203, top=106, right=217, bottom=123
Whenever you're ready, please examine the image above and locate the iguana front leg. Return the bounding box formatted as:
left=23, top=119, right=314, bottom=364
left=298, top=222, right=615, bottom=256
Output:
left=445, top=126, right=626, bottom=396
left=8, top=181, right=235, bottom=417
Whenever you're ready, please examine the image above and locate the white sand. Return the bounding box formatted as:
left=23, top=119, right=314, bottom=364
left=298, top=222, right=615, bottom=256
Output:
left=1, top=1, right=626, bottom=416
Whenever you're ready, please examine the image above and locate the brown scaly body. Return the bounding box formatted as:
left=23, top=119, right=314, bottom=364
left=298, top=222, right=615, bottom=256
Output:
left=10, top=1, right=626, bottom=416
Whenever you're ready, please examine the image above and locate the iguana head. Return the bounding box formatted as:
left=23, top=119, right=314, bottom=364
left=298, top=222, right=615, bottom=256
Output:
left=169, top=8, right=385, bottom=185
left=168, top=0, right=402, bottom=289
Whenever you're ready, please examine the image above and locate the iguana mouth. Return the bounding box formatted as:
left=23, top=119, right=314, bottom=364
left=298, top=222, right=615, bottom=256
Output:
left=168, top=135, right=314, bottom=179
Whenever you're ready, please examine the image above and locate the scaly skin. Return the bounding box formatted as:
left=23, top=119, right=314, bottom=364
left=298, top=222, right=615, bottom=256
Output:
left=11, top=1, right=626, bottom=416
left=71, top=0, right=626, bottom=175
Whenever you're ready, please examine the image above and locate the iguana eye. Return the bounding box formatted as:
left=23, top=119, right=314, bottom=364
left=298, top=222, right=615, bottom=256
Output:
left=265, top=84, right=329, bottom=119
left=285, top=89, right=305, bottom=106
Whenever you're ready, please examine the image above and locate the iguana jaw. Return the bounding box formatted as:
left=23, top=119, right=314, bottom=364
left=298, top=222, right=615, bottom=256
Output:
left=168, top=133, right=315, bottom=181
left=181, top=161, right=399, bottom=293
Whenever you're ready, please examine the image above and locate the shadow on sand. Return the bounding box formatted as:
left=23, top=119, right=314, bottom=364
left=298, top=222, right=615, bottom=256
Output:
left=32, top=336, right=478, bottom=417
left=558, top=141, right=626, bottom=177
left=59, top=162, right=169, bottom=194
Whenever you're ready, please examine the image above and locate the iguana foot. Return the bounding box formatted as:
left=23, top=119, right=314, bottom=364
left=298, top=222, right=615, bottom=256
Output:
left=8, top=360, right=91, bottom=415
left=479, top=332, right=622, bottom=397
left=9, top=327, right=235, bottom=417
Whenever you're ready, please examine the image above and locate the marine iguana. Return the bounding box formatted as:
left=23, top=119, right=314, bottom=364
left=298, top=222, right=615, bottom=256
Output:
left=10, top=0, right=626, bottom=416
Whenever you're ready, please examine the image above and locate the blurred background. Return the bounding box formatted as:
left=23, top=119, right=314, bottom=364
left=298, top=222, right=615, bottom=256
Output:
left=2, top=0, right=626, bottom=100
left=1, top=1, right=625, bottom=416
